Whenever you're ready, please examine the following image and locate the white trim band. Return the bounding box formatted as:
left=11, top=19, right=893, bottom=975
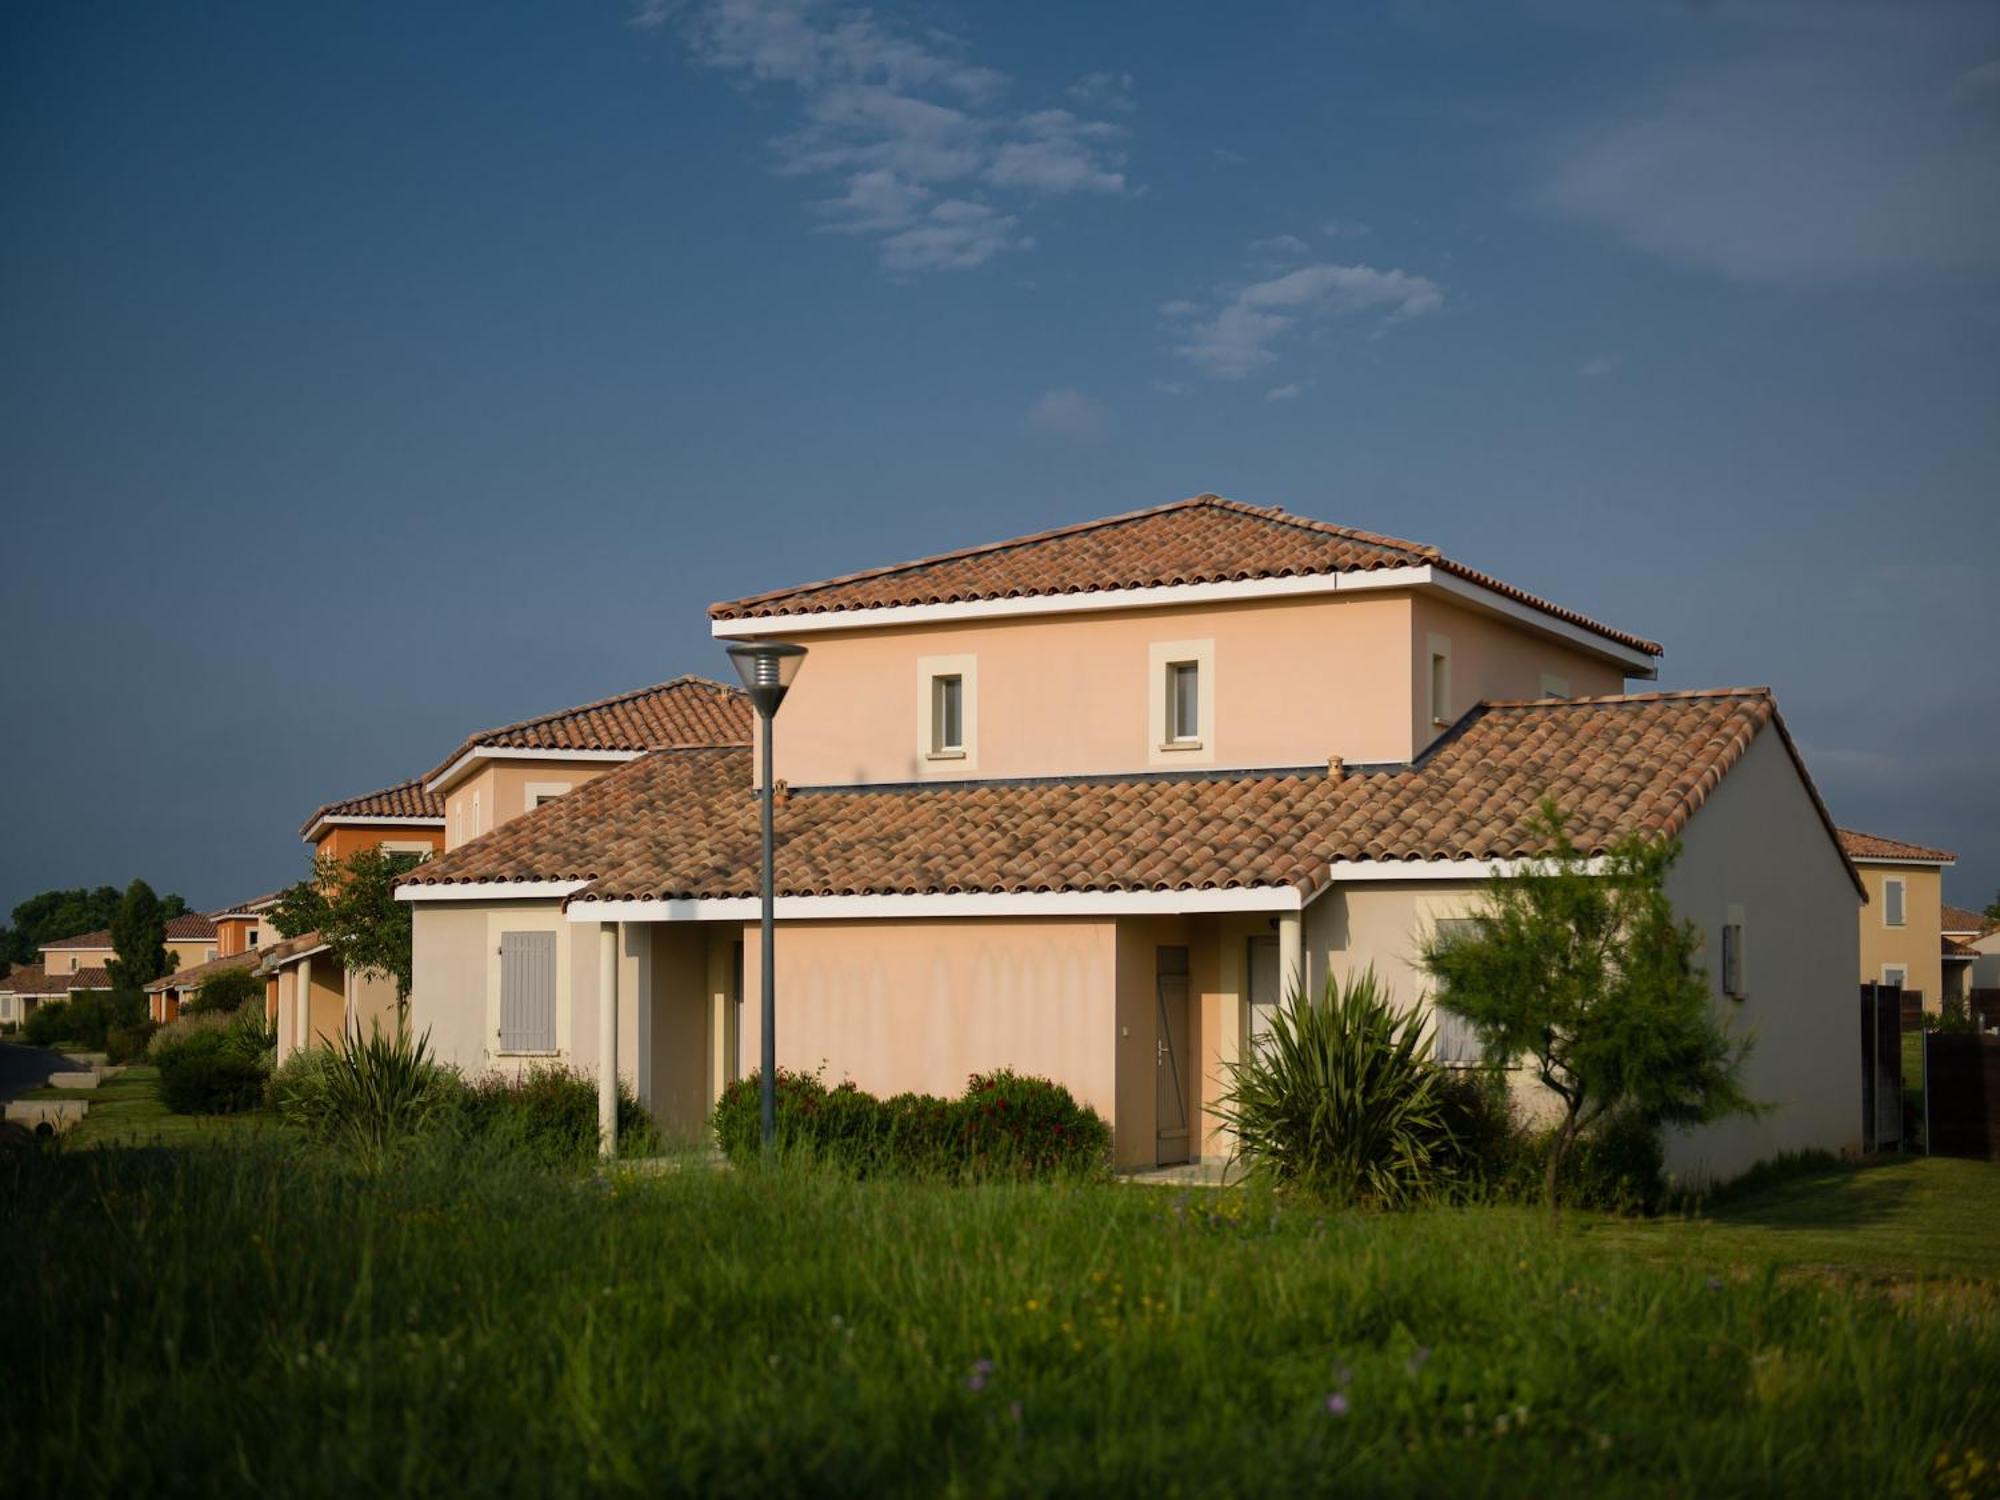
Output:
left=398, top=880, right=591, bottom=903
left=568, top=886, right=1302, bottom=923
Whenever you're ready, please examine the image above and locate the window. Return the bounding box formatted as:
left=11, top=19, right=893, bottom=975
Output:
left=498, top=930, right=557, bottom=1053
left=1539, top=673, right=1571, bottom=699
left=1430, top=918, right=1484, bottom=1064
left=1882, top=878, right=1905, bottom=927
left=1721, top=922, right=1744, bottom=999
left=1167, top=661, right=1200, bottom=743
left=524, top=781, right=572, bottom=812
left=246, top=929, right=259, bottom=947
left=931, top=674, right=964, bottom=754
left=1425, top=633, right=1452, bottom=728
left=1882, top=965, right=1908, bottom=990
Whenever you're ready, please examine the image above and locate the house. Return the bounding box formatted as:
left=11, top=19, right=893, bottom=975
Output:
left=1837, top=829, right=1957, bottom=1010
left=212, top=893, right=283, bottom=959
left=1941, top=903, right=1988, bottom=1012
left=37, top=912, right=221, bottom=980
left=270, top=679, right=751, bottom=1063
left=0, top=967, right=66, bottom=1026
left=397, top=494, right=1864, bottom=1183
left=144, top=949, right=264, bottom=1025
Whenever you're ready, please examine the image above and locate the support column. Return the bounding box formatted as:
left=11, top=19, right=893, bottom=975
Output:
left=598, top=922, right=618, bottom=1160
left=296, top=954, right=314, bottom=1054
left=1277, top=910, right=1303, bottom=1004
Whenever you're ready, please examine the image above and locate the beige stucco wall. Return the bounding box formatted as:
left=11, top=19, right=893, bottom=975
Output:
left=440, top=758, right=632, bottom=851
left=40, top=945, right=113, bottom=974
left=1408, top=594, right=1625, bottom=753
left=1854, top=862, right=1944, bottom=1007
left=1300, top=725, right=1862, bottom=1185
left=168, top=938, right=218, bottom=971
left=738, top=916, right=1122, bottom=1135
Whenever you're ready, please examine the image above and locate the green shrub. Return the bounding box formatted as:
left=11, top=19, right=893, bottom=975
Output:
left=267, top=1046, right=340, bottom=1126
left=157, top=1030, right=268, bottom=1114
left=295, top=1024, right=461, bottom=1167
left=1559, top=1108, right=1665, bottom=1214
left=458, top=1065, right=659, bottom=1168
left=711, top=1069, right=1110, bottom=1180
left=1215, top=969, right=1452, bottom=1206
left=105, top=1021, right=158, bottom=1064
left=1428, top=1065, right=1526, bottom=1195
left=21, top=1001, right=71, bottom=1047
left=188, top=966, right=262, bottom=1016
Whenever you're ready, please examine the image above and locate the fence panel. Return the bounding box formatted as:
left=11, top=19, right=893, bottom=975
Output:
left=1924, top=1033, right=2000, bottom=1160
left=1860, top=983, right=1902, bottom=1153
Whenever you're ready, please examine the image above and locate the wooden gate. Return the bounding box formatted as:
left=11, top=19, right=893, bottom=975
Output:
left=1924, top=1033, right=2000, bottom=1160
left=1860, top=983, right=1902, bottom=1153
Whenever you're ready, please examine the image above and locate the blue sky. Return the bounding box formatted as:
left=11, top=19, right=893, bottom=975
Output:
left=2, top=0, right=1996, bottom=919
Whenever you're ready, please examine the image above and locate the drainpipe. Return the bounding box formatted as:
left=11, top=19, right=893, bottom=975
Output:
left=598, top=922, right=618, bottom=1160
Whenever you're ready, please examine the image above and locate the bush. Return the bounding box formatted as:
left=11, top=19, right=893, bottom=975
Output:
left=1559, top=1109, right=1665, bottom=1214
left=1215, top=969, right=1452, bottom=1207
left=20, top=989, right=146, bottom=1051
left=157, top=1030, right=268, bottom=1114
left=710, top=1069, right=1110, bottom=1180
left=283, top=1024, right=461, bottom=1167
left=188, top=967, right=262, bottom=1017
left=21, top=1001, right=71, bottom=1048
left=458, top=1065, right=659, bottom=1168
left=106, top=1021, right=158, bottom=1064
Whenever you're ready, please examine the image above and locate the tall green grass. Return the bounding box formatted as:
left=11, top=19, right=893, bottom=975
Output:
left=2, top=1145, right=1995, bottom=1497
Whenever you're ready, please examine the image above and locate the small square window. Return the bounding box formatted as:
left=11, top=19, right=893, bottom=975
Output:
left=931, top=674, right=964, bottom=754
left=1167, top=662, right=1200, bottom=743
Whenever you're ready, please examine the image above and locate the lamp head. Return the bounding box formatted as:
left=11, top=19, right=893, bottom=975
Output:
left=725, top=641, right=807, bottom=718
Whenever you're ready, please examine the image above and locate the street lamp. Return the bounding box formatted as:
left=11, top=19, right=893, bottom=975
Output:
left=725, top=639, right=807, bottom=1155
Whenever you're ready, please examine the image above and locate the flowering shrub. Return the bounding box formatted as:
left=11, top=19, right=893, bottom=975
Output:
left=710, top=1068, right=1110, bottom=1180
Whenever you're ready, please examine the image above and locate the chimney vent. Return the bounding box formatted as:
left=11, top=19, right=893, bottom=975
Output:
left=1327, top=755, right=1346, bottom=782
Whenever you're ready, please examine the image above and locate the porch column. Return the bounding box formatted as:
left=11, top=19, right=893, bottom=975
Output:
left=296, top=954, right=313, bottom=1053
left=1277, top=910, right=1303, bottom=1002
left=598, top=922, right=618, bottom=1159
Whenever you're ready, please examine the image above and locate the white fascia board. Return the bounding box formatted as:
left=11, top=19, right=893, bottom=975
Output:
left=396, top=880, right=590, bottom=903
left=1851, top=856, right=1956, bottom=869
left=710, top=567, right=1434, bottom=638
left=568, top=886, right=1302, bottom=923
left=1420, top=571, right=1659, bottom=676
left=260, top=943, right=331, bottom=973
left=304, top=814, right=447, bottom=843
left=1327, top=856, right=1610, bottom=882
left=425, top=746, right=641, bottom=794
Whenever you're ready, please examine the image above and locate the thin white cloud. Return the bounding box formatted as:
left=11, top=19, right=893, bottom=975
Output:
left=1150, top=379, right=1191, bottom=397
left=1543, top=23, right=2000, bottom=282
left=655, top=0, right=1133, bottom=272
left=1166, top=262, right=1445, bottom=379
left=1066, top=70, right=1136, bottom=113
left=1026, top=387, right=1107, bottom=441
left=1265, top=382, right=1305, bottom=401
left=1321, top=218, right=1372, bottom=239
left=1247, top=234, right=1310, bottom=257
left=1578, top=353, right=1619, bottom=378
left=1211, top=147, right=1248, bottom=166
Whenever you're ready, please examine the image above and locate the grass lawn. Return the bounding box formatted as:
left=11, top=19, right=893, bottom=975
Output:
left=27, top=1064, right=283, bottom=1148
left=4, top=1142, right=1996, bottom=1498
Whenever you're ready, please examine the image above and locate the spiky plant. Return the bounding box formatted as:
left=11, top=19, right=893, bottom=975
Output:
left=1215, top=968, right=1450, bottom=1207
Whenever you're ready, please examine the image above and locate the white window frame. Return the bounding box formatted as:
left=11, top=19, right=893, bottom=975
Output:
left=915, top=653, right=978, bottom=774
left=1426, top=633, right=1453, bottom=729
left=1882, top=877, right=1906, bottom=928
left=523, top=781, right=572, bottom=813
left=930, top=674, right=965, bottom=755
left=1148, top=638, right=1215, bottom=766
left=1881, top=964, right=1908, bottom=989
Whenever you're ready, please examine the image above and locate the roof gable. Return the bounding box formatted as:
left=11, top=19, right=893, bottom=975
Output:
left=1836, top=828, right=1956, bottom=865
left=301, top=778, right=446, bottom=840
left=709, top=494, right=1662, bottom=657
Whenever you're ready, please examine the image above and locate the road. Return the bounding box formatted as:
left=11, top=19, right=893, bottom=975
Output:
left=0, top=1040, right=77, bottom=1102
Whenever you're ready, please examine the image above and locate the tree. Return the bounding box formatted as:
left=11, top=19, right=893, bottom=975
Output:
left=272, top=848, right=423, bottom=1007
left=106, top=879, right=175, bottom=990
left=189, top=965, right=264, bottom=1016
left=1420, top=799, right=1759, bottom=1217
left=1984, top=889, right=2000, bottom=925
left=1, top=883, right=188, bottom=967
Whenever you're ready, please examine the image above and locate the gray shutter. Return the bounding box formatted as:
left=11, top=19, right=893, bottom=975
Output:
left=500, top=931, right=557, bottom=1052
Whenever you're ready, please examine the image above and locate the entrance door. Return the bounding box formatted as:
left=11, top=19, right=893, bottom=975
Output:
left=1247, top=935, right=1280, bottom=1058
left=1156, top=946, right=1191, bottom=1166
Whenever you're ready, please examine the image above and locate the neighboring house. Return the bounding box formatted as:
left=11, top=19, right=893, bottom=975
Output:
left=1837, top=829, right=1957, bottom=1010
left=145, top=949, right=264, bottom=1025
left=421, top=675, right=751, bottom=852
left=399, top=493, right=1864, bottom=1183
left=213, top=893, right=283, bottom=959
left=0, top=964, right=114, bottom=1024
left=261, top=931, right=362, bottom=1060
left=1940, top=902, right=1990, bottom=1011
left=301, top=780, right=446, bottom=864
left=39, top=913, right=221, bottom=979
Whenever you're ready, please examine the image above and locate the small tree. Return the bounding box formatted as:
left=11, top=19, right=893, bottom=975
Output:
left=272, top=849, right=423, bottom=1009
left=189, top=965, right=264, bottom=1016
left=1420, top=799, right=1759, bottom=1217
left=107, top=879, right=174, bottom=990
left=1983, top=889, right=2000, bottom=925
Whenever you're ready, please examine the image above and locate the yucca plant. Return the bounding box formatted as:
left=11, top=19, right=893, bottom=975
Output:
left=313, top=1021, right=458, bottom=1168
left=1215, top=968, right=1450, bottom=1207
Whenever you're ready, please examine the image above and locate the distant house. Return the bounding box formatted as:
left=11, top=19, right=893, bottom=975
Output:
left=1837, top=829, right=1957, bottom=1011
left=37, top=912, right=221, bottom=981
left=1941, top=902, right=1987, bottom=1011
left=144, top=949, right=264, bottom=1025
left=398, top=493, right=1865, bottom=1183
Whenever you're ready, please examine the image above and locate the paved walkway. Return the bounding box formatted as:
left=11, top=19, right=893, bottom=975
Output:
left=0, top=1041, right=76, bottom=1102
left=1119, top=1159, right=1234, bottom=1189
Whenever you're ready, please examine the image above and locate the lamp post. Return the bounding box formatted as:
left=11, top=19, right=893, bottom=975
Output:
left=725, top=639, right=807, bottom=1155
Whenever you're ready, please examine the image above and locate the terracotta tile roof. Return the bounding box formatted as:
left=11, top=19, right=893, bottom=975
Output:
left=423, top=675, right=753, bottom=788
left=65, top=967, right=113, bottom=991
left=1836, top=828, right=1957, bottom=864
left=1944, top=935, right=1978, bottom=959
left=300, top=778, right=446, bottom=839
left=145, top=948, right=264, bottom=993
left=257, top=931, right=330, bottom=973
left=404, top=687, right=1846, bottom=904
left=1941, top=903, right=1988, bottom=936
left=44, top=914, right=214, bottom=948
left=709, top=494, right=1663, bottom=657
left=0, top=965, right=59, bottom=997
left=40, top=929, right=113, bottom=951
left=210, top=891, right=285, bottom=920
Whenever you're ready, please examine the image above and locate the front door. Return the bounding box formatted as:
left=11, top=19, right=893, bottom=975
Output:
left=1156, top=946, right=1191, bottom=1166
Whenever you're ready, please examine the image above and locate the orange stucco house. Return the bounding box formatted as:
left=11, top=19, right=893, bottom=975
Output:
left=399, top=494, right=1866, bottom=1183
left=1837, top=829, right=1956, bottom=1012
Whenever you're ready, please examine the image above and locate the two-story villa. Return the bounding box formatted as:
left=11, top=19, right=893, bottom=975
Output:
left=1837, top=829, right=1956, bottom=1011
left=272, top=678, right=750, bottom=1061
left=399, top=495, right=1864, bottom=1181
